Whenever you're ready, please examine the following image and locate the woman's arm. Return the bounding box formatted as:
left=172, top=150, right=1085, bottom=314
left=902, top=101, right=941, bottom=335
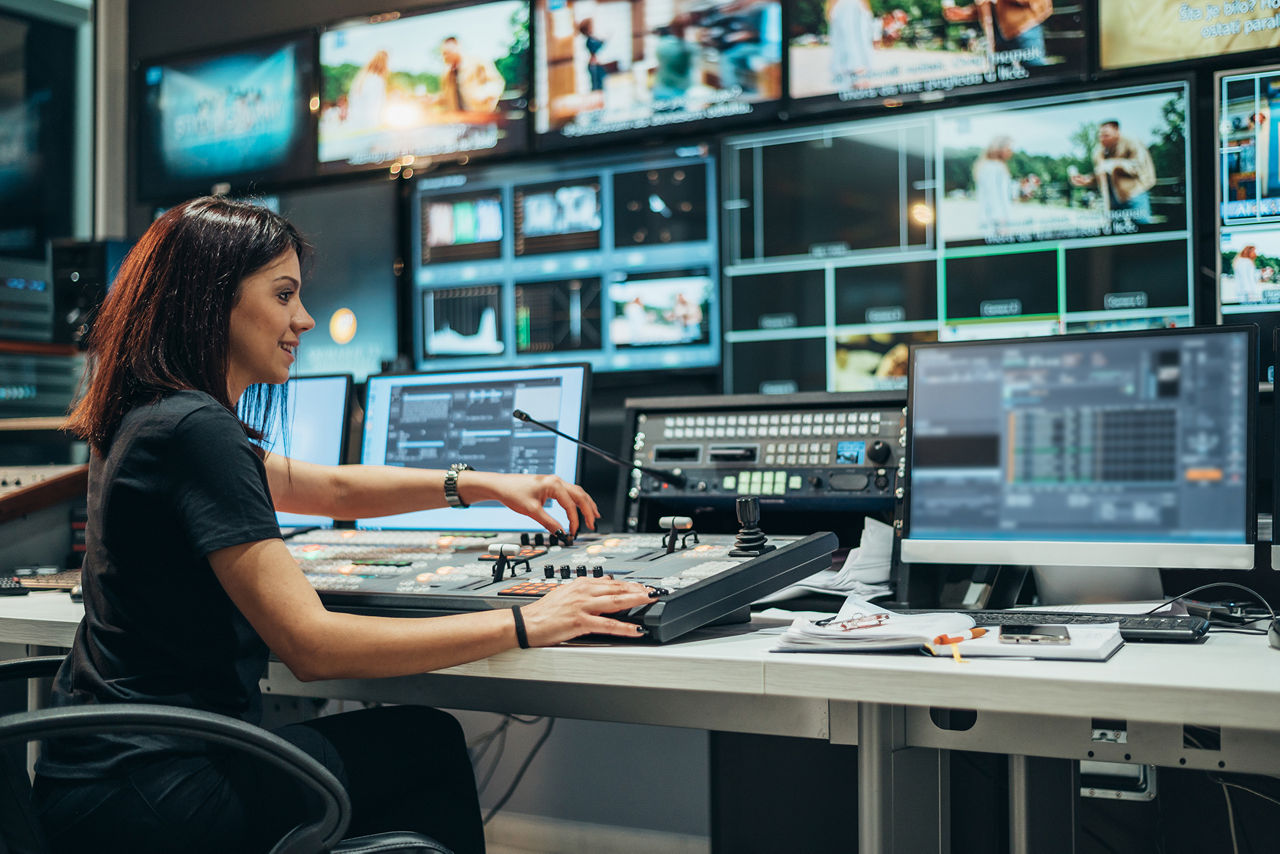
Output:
left=209, top=538, right=654, bottom=681
left=265, top=455, right=600, bottom=536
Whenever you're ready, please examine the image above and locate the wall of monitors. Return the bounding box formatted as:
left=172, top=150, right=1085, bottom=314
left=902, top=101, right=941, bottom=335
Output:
left=1100, top=0, right=1280, bottom=70
left=533, top=0, right=783, bottom=146
left=1218, top=65, right=1280, bottom=328
left=136, top=34, right=315, bottom=202
left=722, top=80, right=1194, bottom=395
left=410, top=142, right=720, bottom=373
left=318, top=0, right=529, bottom=172
left=787, top=0, right=1088, bottom=114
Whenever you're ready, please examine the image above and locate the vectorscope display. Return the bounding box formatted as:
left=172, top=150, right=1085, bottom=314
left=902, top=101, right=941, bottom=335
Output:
left=721, top=79, right=1194, bottom=396
left=411, top=143, right=720, bottom=374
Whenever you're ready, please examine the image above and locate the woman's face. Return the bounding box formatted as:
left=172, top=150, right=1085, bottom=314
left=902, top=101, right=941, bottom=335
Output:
left=227, top=250, right=314, bottom=400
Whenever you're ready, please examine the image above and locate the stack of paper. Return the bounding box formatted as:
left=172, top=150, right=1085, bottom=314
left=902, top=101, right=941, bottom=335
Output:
left=773, top=597, right=974, bottom=653
left=773, top=596, right=1125, bottom=661
left=756, top=517, right=894, bottom=604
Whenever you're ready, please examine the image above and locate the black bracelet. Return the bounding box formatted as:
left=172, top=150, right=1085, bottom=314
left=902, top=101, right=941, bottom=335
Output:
left=511, top=605, right=530, bottom=649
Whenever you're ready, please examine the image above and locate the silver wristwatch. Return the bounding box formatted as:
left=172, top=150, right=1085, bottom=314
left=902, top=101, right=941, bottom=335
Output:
left=443, top=463, right=474, bottom=508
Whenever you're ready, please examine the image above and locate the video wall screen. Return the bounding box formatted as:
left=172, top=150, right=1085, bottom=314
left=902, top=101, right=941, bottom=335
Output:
left=270, top=180, right=401, bottom=381
left=533, top=0, right=782, bottom=146
left=722, top=80, right=1194, bottom=395
left=136, top=34, right=315, bottom=202
left=318, top=0, right=529, bottom=172
left=0, top=11, right=76, bottom=259
left=787, top=0, right=1087, bottom=113
left=1100, top=0, right=1280, bottom=70
left=1218, top=66, right=1280, bottom=326
left=411, top=143, right=720, bottom=373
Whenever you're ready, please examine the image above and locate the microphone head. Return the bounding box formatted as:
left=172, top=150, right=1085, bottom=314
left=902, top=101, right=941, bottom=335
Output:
left=512, top=409, right=529, bottom=421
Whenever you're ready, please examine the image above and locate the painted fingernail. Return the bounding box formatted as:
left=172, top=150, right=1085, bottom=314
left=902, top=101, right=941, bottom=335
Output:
left=647, top=586, right=670, bottom=598
left=635, top=625, right=648, bottom=634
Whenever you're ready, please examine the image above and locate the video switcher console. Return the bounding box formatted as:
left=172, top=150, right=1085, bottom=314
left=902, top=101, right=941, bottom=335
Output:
left=289, top=526, right=838, bottom=642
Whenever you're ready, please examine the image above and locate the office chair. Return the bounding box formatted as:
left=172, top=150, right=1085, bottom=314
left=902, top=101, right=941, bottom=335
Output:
left=0, top=656, right=453, bottom=854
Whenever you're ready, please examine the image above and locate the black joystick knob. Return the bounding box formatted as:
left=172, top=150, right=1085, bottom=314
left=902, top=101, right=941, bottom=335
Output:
left=728, top=496, right=774, bottom=557
left=867, top=440, right=892, bottom=465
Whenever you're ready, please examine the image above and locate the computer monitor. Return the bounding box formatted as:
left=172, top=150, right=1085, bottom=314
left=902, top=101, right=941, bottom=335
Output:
left=901, top=326, right=1256, bottom=570
left=411, top=142, right=720, bottom=373
left=722, top=79, right=1195, bottom=395
left=1100, top=0, right=1280, bottom=70
left=244, top=374, right=353, bottom=529
left=136, top=32, right=315, bottom=201
left=358, top=363, right=589, bottom=531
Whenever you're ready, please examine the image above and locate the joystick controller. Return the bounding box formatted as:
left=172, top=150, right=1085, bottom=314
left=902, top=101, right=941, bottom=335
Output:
left=728, top=496, right=775, bottom=557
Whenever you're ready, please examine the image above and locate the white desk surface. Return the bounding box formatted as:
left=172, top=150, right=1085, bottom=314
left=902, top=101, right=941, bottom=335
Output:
left=4, top=592, right=1279, bottom=732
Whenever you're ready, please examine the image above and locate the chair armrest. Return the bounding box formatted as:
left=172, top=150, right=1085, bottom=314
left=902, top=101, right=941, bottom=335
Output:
left=0, top=704, right=350, bottom=854
left=0, top=656, right=66, bottom=683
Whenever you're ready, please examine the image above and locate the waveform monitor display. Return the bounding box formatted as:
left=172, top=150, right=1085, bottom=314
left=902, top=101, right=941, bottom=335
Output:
left=787, top=0, right=1087, bottom=114
left=318, top=0, right=529, bottom=172
left=359, top=364, right=588, bottom=530
left=1217, top=66, right=1280, bottom=326
left=412, top=143, right=719, bottom=373
left=533, top=0, right=783, bottom=147
left=1100, top=0, right=1280, bottom=70
left=902, top=326, right=1255, bottom=570
left=137, top=34, right=314, bottom=201
left=722, top=80, right=1193, bottom=395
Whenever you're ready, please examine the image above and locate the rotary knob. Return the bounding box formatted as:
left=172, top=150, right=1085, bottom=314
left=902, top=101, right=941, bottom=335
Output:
left=867, top=440, right=892, bottom=465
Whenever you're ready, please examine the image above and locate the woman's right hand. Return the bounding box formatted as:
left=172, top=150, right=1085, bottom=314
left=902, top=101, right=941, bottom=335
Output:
left=519, top=577, right=657, bottom=646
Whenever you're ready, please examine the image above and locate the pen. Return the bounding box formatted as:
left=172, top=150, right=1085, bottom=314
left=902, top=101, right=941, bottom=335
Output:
left=931, top=627, right=988, bottom=645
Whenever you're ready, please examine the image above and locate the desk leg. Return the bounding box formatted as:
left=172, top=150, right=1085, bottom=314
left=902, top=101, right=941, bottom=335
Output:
left=858, top=702, right=948, bottom=854
left=1009, top=755, right=1077, bottom=854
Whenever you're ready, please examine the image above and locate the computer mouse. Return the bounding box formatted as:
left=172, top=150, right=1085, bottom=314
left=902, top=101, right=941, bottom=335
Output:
left=1269, top=620, right=1280, bottom=650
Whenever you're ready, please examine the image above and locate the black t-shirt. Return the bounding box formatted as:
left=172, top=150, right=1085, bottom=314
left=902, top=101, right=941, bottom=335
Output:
left=37, top=391, right=282, bottom=780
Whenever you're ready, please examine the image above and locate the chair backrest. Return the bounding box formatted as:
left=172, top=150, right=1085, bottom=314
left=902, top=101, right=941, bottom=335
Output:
left=0, top=656, right=65, bottom=854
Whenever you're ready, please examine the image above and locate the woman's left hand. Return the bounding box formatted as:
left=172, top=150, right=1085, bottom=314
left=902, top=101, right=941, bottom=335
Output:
left=458, top=471, right=600, bottom=537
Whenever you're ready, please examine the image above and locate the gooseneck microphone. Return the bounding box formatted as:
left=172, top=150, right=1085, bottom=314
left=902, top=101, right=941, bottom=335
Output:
left=512, top=410, right=687, bottom=488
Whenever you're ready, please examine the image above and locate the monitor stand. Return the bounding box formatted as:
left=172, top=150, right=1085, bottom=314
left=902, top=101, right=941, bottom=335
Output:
left=1032, top=565, right=1163, bottom=606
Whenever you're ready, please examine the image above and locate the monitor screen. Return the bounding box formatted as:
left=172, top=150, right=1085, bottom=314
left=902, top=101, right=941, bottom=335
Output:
left=1100, top=0, right=1280, bottom=70
left=318, top=0, right=529, bottom=173
left=722, top=80, right=1194, bottom=395
left=244, top=374, right=353, bottom=529
left=787, top=0, right=1087, bottom=113
left=358, top=363, right=589, bottom=530
left=1217, top=66, right=1280, bottom=322
left=901, top=327, right=1256, bottom=569
left=136, top=34, right=315, bottom=202
left=412, top=143, right=720, bottom=373
left=0, top=11, right=75, bottom=259
left=270, top=180, right=401, bottom=381
left=533, top=0, right=783, bottom=146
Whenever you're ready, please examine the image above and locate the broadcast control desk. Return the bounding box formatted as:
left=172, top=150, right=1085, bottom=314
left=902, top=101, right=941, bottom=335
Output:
left=1, top=592, right=1278, bottom=854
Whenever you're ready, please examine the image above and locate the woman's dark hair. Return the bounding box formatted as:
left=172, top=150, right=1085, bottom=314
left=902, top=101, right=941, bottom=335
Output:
left=67, top=196, right=308, bottom=452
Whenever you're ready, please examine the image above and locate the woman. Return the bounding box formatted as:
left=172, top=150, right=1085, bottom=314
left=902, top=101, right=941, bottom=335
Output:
left=1232, top=244, right=1261, bottom=303
left=346, top=50, right=389, bottom=129
left=973, top=135, right=1016, bottom=238
left=33, top=197, right=656, bottom=854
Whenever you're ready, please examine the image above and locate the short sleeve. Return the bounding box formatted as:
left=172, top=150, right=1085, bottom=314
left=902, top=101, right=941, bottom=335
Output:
left=170, top=404, right=281, bottom=556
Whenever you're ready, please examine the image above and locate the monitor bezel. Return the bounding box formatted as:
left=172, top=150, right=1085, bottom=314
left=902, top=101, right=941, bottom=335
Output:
left=360, top=360, right=592, bottom=494
left=134, top=29, right=320, bottom=204
left=900, top=324, right=1258, bottom=569
left=258, top=373, right=354, bottom=529
left=1213, top=62, right=1280, bottom=325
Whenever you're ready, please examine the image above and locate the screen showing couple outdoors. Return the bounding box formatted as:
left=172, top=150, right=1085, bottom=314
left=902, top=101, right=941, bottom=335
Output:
left=787, top=0, right=1086, bottom=110
left=318, top=0, right=529, bottom=171
left=534, top=0, right=783, bottom=142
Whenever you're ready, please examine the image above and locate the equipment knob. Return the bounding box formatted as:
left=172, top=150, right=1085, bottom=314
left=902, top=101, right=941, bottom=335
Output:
left=576, top=565, right=588, bottom=577
left=543, top=564, right=555, bottom=579
left=807, top=475, right=823, bottom=488
left=520, top=533, right=531, bottom=546
left=592, top=565, right=604, bottom=577
left=735, top=495, right=761, bottom=528
left=559, top=565, right=572, bottom=579
left=867, top=440, right=892, bottom=464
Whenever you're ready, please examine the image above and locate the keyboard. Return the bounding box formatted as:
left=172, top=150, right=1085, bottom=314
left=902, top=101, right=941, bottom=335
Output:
left=899, top=609, right=1210, bottom=642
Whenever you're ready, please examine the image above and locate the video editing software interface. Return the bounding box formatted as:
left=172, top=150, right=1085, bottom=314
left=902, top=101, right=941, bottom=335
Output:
left=359, top=364, right=588, bottom=531
left=242, top=374, right=352, bottom=529
left=721, top=81, right=1195, bottom=395
left=903, top=328, right=1254, bottom=567
left=411, top=144, right=719, bottom=373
